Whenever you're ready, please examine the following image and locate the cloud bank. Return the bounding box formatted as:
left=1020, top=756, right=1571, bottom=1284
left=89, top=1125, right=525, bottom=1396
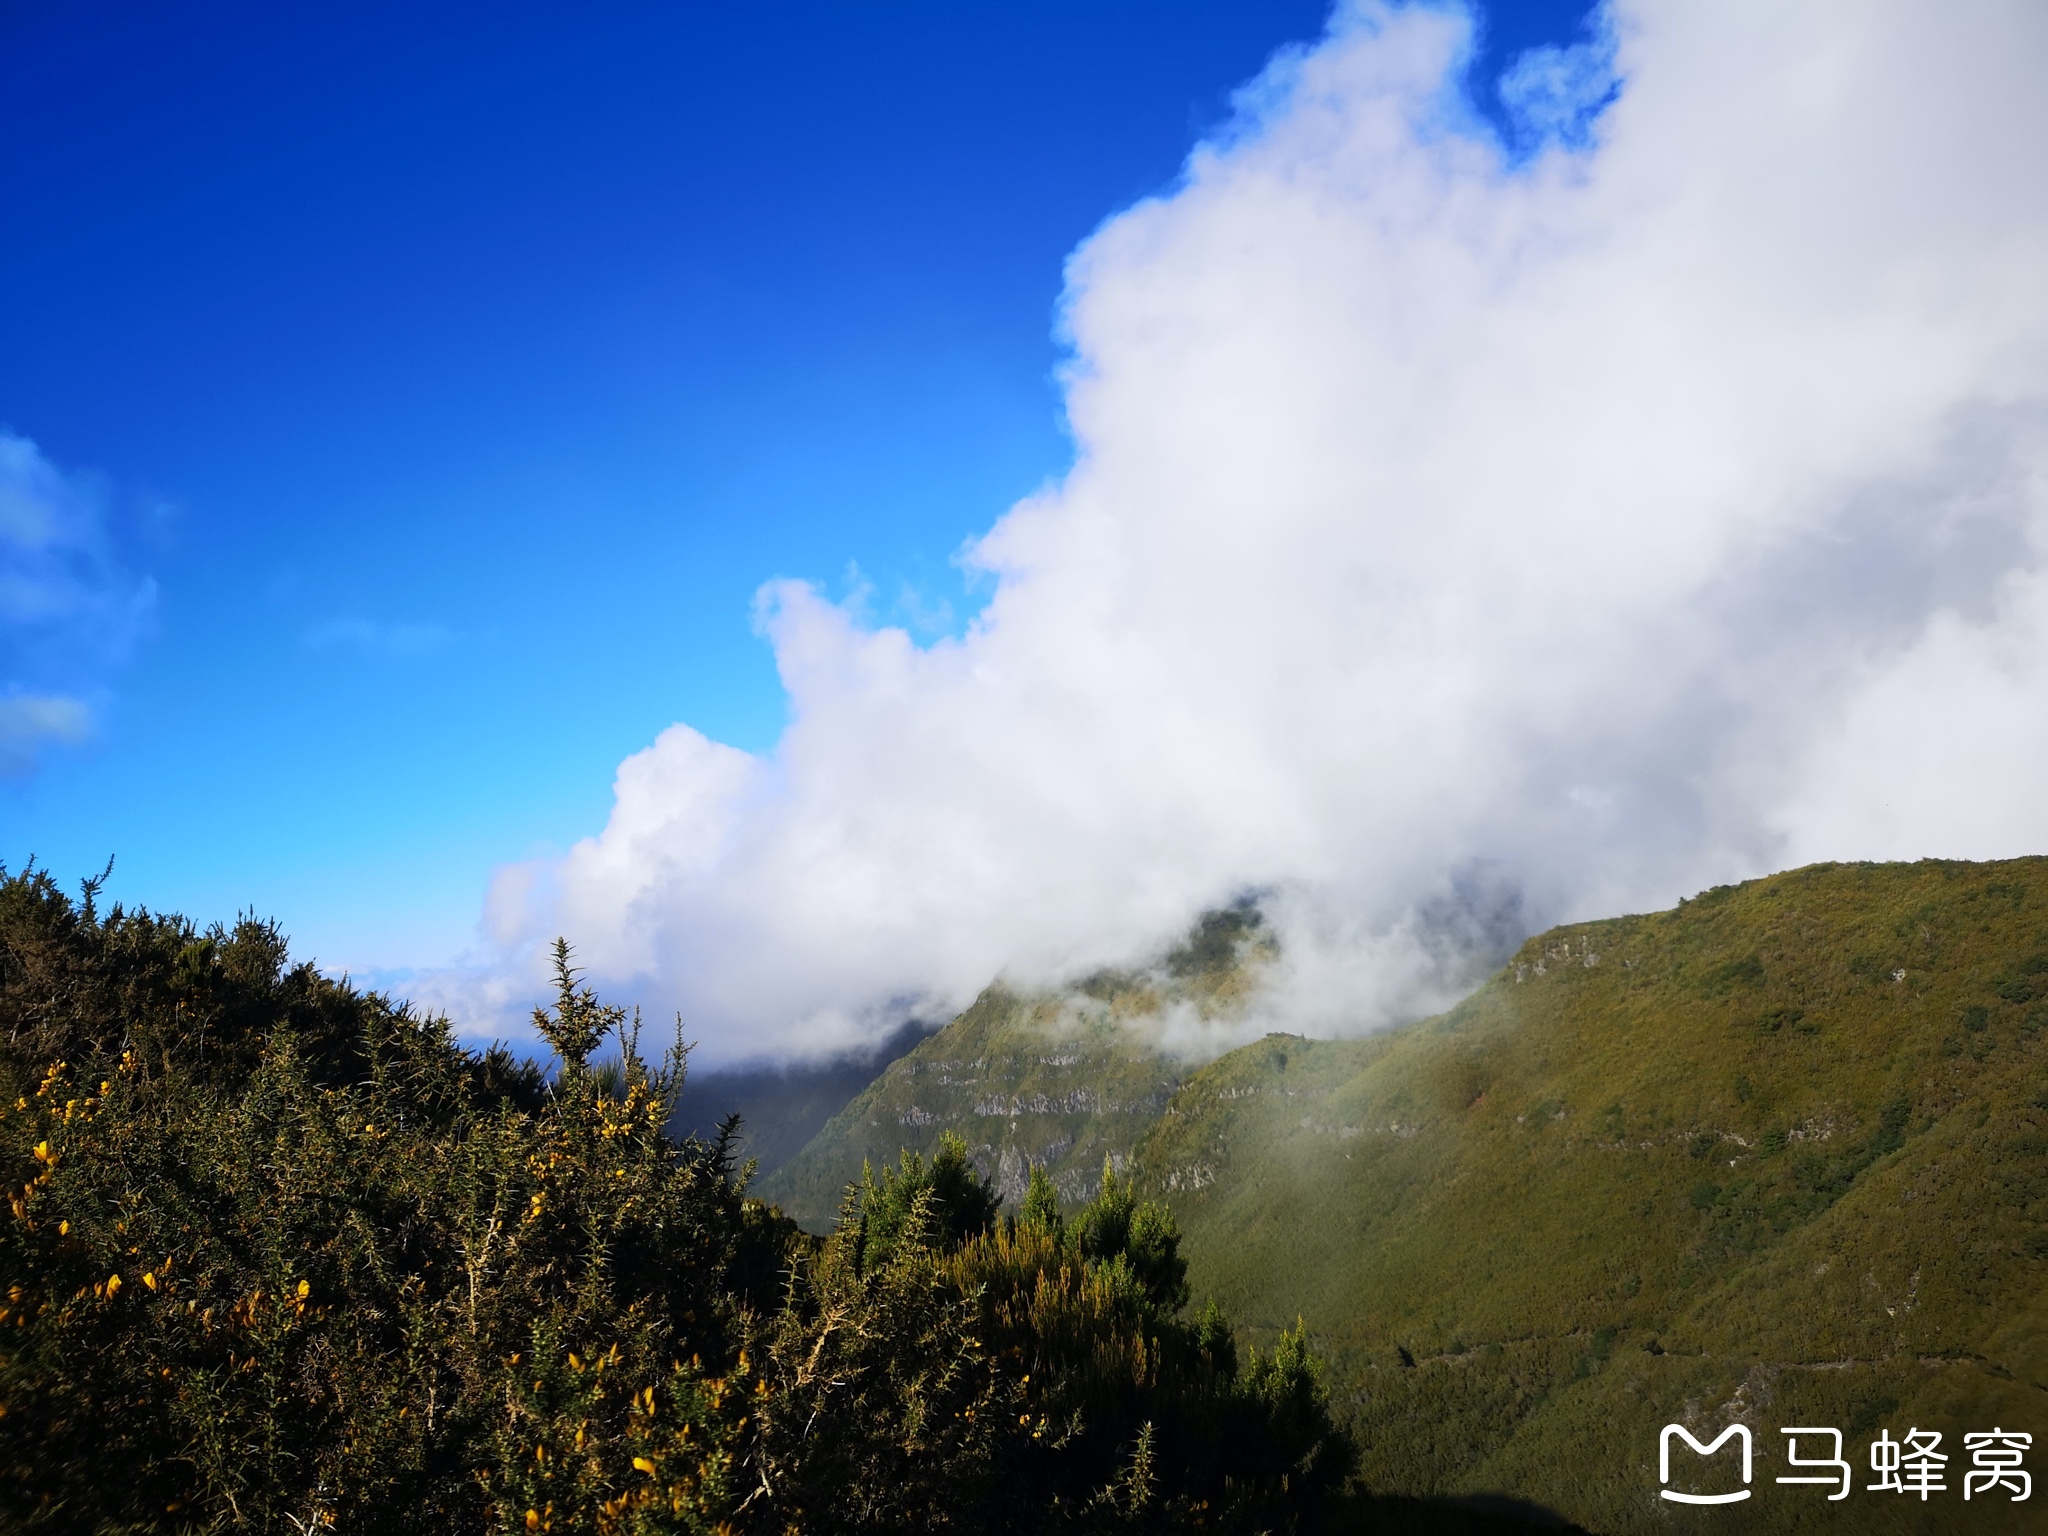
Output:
left=0, top=432, right=155, bottom=775
left=468, top=0, right=2048, bottom=1063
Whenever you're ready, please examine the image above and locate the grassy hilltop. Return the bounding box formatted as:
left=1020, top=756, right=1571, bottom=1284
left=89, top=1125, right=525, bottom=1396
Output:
left=1141, top=858, right=2048, bottom=1535
left=757, top=908, right=1268, bottom=1230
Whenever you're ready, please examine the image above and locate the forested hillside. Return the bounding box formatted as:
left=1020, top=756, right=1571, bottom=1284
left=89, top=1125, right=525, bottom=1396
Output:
left=1143, top=858, right=2048, bottom=1534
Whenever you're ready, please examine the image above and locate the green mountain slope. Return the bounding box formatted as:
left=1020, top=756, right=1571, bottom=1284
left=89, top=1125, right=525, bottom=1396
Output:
left=1139, top=859, right=2048, bottom=1535
left=758, top=908, right=1268, bottom=1230
left=669, top=1018, right=936, bottom=1178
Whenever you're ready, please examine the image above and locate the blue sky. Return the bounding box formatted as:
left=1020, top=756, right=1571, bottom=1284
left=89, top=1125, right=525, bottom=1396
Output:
left=3, top=0, right=1596, bottom=974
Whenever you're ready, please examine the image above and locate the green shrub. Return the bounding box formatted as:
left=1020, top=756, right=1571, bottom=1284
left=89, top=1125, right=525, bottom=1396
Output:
left=0, top=867, right=1355, bottom=1533
left=0, top=867, right=764, bottom=1533
left=752, top=1149, right=1350, bottom=1532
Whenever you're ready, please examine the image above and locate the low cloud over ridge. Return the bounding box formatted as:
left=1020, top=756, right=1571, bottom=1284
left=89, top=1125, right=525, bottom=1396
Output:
left=466, top=0, right=2048, bottom=1063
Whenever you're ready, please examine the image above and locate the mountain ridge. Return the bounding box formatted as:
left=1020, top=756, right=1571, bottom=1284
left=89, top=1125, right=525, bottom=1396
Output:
left=1141, top=857, right=2048, bottom=1533
left=762, top=857, right=2048, bottom=1532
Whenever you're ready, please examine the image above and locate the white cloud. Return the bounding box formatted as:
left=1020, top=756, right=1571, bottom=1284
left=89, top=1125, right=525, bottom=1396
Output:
left=0, top=431, right=155, bottom=774
left=0, top=692, right=91, bottom=776
left=463, top=0, right=2048, bottom=1062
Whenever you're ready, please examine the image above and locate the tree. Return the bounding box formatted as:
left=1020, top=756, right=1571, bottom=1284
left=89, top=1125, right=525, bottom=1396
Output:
left=0, top=867, right=760, bottom=1534
left=750, top=1141, right=1354, bottom=1533
left=1019, top=1163, right=1065, bottom=1236
left=1070, top=1158, right=1189, bottom=1313
left=852, top=1130, right=1000, bottom=1271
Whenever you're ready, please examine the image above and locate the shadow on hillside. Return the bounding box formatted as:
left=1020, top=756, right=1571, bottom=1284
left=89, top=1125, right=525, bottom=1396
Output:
left=1323, top=1491, right=1594, bottom=1534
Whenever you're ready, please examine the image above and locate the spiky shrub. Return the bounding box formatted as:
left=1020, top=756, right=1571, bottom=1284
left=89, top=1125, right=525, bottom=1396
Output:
left=0, top=866, right=787, bottom=1534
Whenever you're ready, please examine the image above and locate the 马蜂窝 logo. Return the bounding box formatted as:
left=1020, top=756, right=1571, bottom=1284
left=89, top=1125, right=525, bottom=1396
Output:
left=1657, top=1423, right=2032, bottom=1507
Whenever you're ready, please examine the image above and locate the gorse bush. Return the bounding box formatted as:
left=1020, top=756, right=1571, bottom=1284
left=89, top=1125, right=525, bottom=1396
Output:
left=0, top=867, right=1353, bottom=1533
left=0, top=866, right=772, bottom=1533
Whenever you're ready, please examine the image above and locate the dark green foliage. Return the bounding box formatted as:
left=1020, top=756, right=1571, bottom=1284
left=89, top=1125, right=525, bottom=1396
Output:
left=1021, top=1163, right=1066, bottom=1236
left=1873, top=1092, right=1912, bottom=1154
left=1696, top=953, right=1764, bottom=996
left=1848, top=1395, right=1900, bottom=1436
left=0, top=868, right=1360, bottom=1534
left=1754, top=1005, right=1803, bottom=1034
left=853, top=1130, right=1000, bottom=1270
left=755, top=1149, right=1350, bottom=1533
left=751, top=1185, right=1024, bottom=1531
left=533, top=937, right=629, bottom=1070
left=1192, top=1300, right=1237, bottom=1379
left=0, top=867, right=766, bottom=1534
left=1068, top=1160, right=1190, bottom=1314
left=1229, top=1322, right=1344, bottom=1488
left=1163, top=904, right=1264, bottom=980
